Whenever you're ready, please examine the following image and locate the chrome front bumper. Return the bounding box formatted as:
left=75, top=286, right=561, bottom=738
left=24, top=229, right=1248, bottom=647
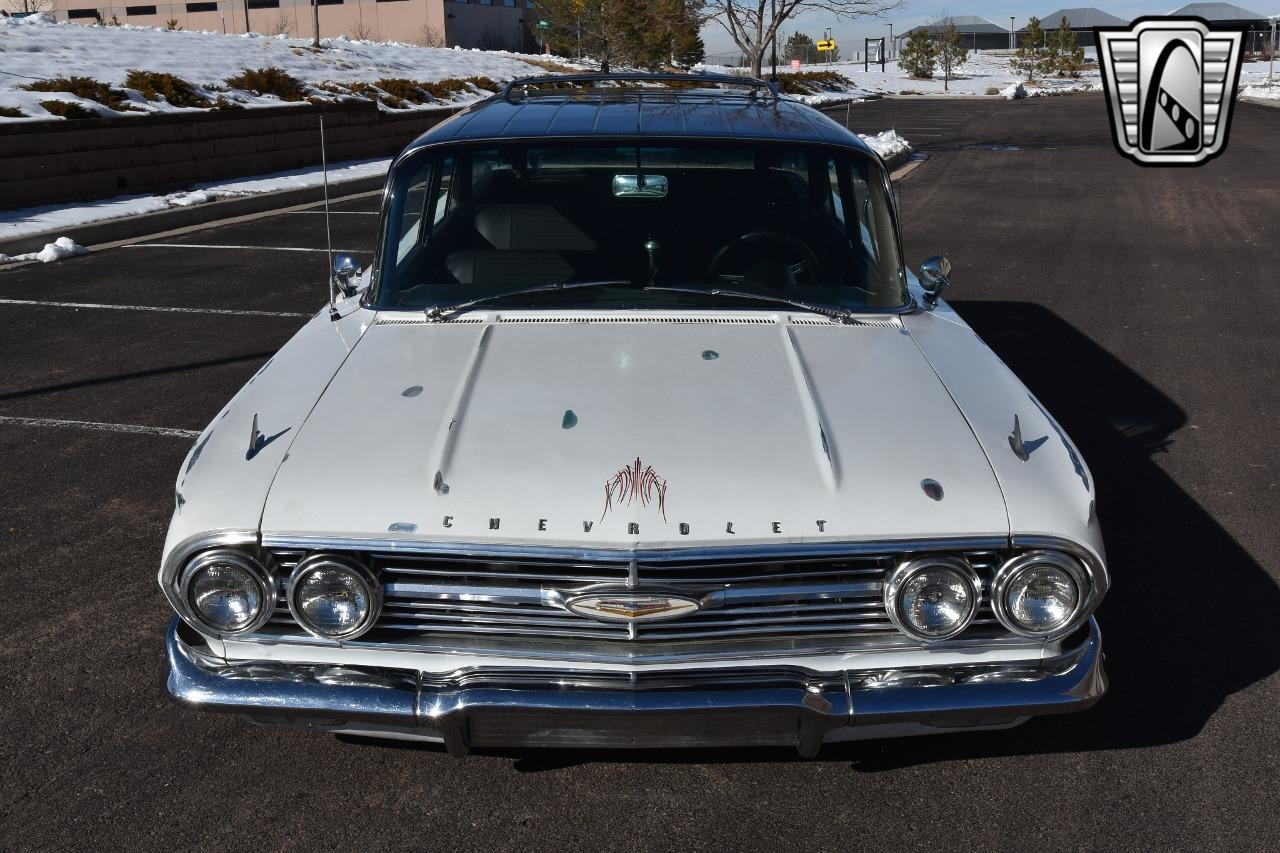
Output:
left=164, top=617, right=1106, bottom=758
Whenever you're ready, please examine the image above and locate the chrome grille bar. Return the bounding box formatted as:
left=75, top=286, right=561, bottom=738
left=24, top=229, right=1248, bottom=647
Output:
left=260, top=542, right=1006, bottom=653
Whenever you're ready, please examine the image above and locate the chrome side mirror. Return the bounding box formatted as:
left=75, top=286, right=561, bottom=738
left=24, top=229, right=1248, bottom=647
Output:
left=918, top=256, right=952, bottom=308
left=332, top=253, right=362, bottom=297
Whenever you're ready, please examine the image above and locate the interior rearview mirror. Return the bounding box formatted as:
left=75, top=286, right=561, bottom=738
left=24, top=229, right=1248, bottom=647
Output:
left=918, top=256, right=952, bottom=308
left=612, top=174, right=668, bottom=198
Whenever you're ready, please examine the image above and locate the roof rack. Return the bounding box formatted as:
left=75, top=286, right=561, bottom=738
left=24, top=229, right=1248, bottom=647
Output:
left=498, top=72, right=780, bottom=102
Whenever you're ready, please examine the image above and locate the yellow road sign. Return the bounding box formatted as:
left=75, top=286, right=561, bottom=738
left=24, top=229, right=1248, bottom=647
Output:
left=816, top=40, right=836, bottom=51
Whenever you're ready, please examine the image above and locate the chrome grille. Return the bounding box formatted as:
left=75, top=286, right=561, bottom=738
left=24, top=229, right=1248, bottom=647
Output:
left=266, top=547, right=1002, bottom=647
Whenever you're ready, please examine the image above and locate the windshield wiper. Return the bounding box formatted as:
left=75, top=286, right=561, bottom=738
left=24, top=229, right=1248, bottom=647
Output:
left=642, top=286, right=866, bottom=325
left=424, top=280, right=633, bottom=322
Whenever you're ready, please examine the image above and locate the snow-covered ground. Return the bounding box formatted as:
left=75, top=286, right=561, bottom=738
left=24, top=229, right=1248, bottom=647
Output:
left=1241, top=80, right=1280, bottom=100
left=0, top=156, right=390, bottom=243
left=702, top=53, right=1280, bottom=101
left=0, top=13, right=579, bottom=121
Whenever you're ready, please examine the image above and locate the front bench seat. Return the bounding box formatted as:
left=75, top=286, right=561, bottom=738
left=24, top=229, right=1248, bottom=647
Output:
left=444, top=204, right=595, bottom=287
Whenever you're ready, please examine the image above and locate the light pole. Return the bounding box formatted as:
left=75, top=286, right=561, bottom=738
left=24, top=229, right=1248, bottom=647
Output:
left=1010, top=16, right=1015, bottom=50
left=889, top=23, right=894, bottom=60
left=1264, top=18, right=1276, bottom=81
left=770, top=0, right=778, bottom=81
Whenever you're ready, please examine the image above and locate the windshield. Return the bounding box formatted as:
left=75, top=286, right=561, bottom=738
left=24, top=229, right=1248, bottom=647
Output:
left=371, top=141, right=907, bottom=311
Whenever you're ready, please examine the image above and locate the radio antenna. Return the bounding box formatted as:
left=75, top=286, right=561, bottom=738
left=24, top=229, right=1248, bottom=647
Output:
left=320, top=115, right=338, bottom=321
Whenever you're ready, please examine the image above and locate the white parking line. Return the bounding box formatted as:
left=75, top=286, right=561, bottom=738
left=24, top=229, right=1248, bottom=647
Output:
left=125, top=243, right=364, bottom=253
left=0, top=415, right=199, bottom=438
left=285, top=210, right=379, bottom=215
left=0, top=298, right=309, bottom=318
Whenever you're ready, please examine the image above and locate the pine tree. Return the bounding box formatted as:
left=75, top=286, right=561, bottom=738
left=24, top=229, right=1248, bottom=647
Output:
left=936, top=20, right=969, bottom=93
left=899, top=27, right=937, bottom=80
left=1050, top=16, right=1085, bottom=77
left=784, top=31, right=817, bottom=65
left=1011, top=16, right=1053, bottom=82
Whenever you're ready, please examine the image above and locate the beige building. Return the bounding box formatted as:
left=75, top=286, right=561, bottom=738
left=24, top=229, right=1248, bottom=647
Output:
left=49, top=0, right=538, bottom=51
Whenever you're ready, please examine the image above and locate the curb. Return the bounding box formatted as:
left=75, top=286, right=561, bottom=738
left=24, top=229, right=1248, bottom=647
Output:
left=0, top=174, right=386, bottom=258
left=881, top=149, right=912, bottom=172
left=1239, top=95, right=1280, bottom=109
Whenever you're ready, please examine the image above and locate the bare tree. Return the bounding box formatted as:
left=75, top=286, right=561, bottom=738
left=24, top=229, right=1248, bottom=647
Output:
left=349, top=19, right=374, bottom=41
left=4, top=0, right=55, bottom=11
left=415, top=24, right=446, bottom=48
left=311, top=0, right=320, bottom=48
left=707, top=0, right=904, bottom=78
left=267, top=12, right=291, bottom=36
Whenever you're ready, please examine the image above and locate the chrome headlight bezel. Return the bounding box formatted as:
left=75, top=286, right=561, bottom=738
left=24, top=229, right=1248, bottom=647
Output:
left=992, top=550, right=1090, bottom=640
left=177, top=549, right=276, bottom=636
left=883, top=556, right=981, bottom=642
left=286, top=554, right=382, bottom=641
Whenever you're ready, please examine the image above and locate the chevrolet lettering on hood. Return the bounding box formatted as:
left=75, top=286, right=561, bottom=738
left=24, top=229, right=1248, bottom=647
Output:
left=159, top=72, right=1109, bottom=759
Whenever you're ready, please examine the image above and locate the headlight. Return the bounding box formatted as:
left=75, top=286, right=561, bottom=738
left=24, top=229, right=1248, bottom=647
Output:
left=179, top=550, right=274, bottom=635
left=884, top=557, right=980, bottom=641
left=288, top=555, right=381, bottom=640
left=993, top=551, right=1088, bottom=639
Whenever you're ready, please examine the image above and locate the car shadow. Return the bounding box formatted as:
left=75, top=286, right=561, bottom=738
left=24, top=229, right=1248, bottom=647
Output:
left=344, top=302, right=1280, bottom=771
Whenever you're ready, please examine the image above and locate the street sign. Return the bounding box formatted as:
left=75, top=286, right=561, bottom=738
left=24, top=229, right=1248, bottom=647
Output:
left=816, top=40, right=836, bottom=51
left=537, top=20, right=550, bottom=29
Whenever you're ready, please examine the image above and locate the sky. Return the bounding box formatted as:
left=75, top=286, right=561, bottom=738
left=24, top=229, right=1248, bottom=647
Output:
left=699, top=0, right=1280, bottom=57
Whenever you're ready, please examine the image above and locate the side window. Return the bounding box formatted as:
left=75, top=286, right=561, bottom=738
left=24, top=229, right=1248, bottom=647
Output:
left=396, top=159, right=435, bottom=264
left=827, top=157, right=882, bottom=262
left=826, top=159, right=845, bottom=227
left=431, top=156, right=456, bottom=229
left=848, top=167, right=882, bottom=262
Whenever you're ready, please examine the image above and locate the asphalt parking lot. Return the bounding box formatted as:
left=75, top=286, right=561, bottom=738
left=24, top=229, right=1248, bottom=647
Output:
left=2, top=95, right=1278, bottom=850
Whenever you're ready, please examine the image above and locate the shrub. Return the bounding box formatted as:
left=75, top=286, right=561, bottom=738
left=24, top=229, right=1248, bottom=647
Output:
left=40, top=100, right=99, bottom=119
left=123, top=70, right=210, bottom=108
left=374, top=78, right=430, bottom=104
left=985, top=85, right=1001, bottom=95
left=224, top=67, right=307, bottom=101
left=778, top=71, right=854, bottom=96
left=0, top=106, right=24, bottom=118
left=21, top=76, right=126, bottom=111
left=420, top=77, right=501, bottom=101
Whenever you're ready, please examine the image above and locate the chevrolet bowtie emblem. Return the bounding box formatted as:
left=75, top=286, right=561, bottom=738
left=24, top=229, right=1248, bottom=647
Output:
left=566, top=592, right=701, bottom=623
left=1097, top=17, right=1245, bottom=166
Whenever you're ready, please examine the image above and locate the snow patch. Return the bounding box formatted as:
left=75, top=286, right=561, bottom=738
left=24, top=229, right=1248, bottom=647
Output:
left=1241, top=83, right=1280, bottom=101
left=858, top=130, right=911, bottom=160
left=0, top=237, right=89, bottom=265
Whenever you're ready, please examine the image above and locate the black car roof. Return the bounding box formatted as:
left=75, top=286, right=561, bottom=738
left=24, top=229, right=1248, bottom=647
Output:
left=399, top=74, right=874, bottom=157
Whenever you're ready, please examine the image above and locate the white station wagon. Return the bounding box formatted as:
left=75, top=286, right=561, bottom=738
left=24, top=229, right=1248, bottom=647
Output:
left=162, top=74, right=1107, bottom=757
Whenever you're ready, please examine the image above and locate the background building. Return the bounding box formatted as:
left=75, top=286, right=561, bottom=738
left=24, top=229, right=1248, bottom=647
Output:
left=899, top=16, right=1012, bottom=52
left=47, top=0, right=538, bottom=51
left=1170, top=3, right=1274, bottom=53
left=1022, top=8, right=1128, bottom=47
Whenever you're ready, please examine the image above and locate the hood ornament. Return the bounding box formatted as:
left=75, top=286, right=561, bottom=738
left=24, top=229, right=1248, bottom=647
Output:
left=602, top=457, right=668, bottom=521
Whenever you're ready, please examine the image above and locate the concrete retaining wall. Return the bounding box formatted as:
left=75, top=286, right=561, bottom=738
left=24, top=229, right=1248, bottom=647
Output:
left=0, top=100, right=463, bottom=210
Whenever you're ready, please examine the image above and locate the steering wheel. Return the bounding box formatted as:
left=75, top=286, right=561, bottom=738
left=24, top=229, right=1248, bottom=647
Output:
left=708, top=231, right=821, bottom=289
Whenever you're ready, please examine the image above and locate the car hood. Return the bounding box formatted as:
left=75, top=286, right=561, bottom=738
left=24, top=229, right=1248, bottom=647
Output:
left=260, top=312, right=1008, bottom=548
